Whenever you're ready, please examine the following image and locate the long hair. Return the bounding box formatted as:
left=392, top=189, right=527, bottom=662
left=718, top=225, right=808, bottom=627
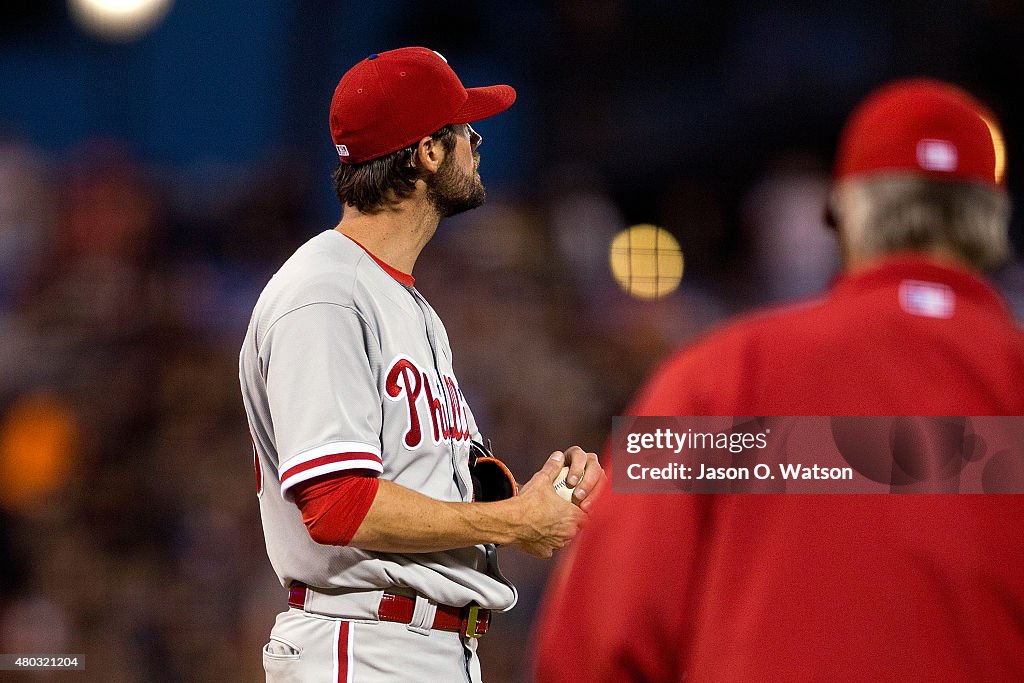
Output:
left=332, top=126, right=457, bottom=214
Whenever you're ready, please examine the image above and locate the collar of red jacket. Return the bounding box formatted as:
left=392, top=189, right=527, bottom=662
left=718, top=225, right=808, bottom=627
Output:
left=830, top=252, right=1008, bottom=314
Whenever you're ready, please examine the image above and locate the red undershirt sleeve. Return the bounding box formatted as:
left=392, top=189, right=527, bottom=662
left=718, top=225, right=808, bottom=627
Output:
left=290, top=472, right=380, bottom=546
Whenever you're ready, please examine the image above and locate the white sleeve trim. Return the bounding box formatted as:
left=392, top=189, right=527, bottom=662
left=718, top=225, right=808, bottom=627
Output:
left=280, top=458, right=384, bottom=501
left=278, top=440, right=382, bottom=475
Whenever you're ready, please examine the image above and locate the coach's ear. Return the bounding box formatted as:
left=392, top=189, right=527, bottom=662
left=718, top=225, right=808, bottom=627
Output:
left=413, top=136, right=444, bottom=174
left=824, top=187, right=840, bottom=231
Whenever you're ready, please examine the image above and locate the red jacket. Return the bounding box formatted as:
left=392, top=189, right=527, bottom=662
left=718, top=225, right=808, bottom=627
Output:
left=534, top=255, right=1024, bottom=682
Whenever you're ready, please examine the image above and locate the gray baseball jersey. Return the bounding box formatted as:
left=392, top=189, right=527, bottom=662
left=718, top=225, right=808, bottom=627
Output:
left=239, top=228, right=517, bottom=611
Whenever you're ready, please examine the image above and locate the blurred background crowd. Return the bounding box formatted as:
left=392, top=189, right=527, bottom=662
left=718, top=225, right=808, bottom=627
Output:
left=1, top=1, right=1023, bottom=681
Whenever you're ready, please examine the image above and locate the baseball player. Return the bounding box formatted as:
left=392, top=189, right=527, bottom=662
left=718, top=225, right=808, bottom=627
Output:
left=534, top=79, right=1024, bottom=681
left=239, top=47, right=602, bottom=682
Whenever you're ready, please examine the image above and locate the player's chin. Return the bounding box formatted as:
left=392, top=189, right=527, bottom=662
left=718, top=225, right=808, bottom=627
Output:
left=438, top=188, right=486, bottom=218
left=462, top=180, right=487, bottom=210
left=461, top=195, right=487, bottom=216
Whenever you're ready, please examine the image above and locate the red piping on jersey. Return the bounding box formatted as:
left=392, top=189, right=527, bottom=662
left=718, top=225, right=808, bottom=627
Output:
left=340, top=232, right=416, bottom=287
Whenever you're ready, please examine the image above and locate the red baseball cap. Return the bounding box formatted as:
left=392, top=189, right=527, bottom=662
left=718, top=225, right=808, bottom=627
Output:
left=834, top=78, right=1007, bottom=190
left=329, top=47, right=516, bottom=164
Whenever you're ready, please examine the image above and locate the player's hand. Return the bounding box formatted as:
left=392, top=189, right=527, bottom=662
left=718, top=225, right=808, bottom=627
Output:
left=510, top=451, right=585, bottom=558
left=561, top=445, right=604, bottom=511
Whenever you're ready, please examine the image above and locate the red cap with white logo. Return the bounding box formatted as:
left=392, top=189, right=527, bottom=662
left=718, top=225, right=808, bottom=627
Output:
left=329, top=47, right=516, bottom=165
left=834, top=78, right=1007, bottom=190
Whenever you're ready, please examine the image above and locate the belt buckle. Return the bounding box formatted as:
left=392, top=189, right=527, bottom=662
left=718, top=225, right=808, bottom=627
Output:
left=461, top=605, right=487, bottom=639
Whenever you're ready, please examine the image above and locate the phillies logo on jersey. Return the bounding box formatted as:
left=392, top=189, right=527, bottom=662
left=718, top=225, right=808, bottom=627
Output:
left=385, top=355, right=471, bottom=449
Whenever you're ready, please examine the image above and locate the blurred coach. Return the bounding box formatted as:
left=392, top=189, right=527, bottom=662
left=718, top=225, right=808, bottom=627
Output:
left=533, top=79, right=1024, bottom=681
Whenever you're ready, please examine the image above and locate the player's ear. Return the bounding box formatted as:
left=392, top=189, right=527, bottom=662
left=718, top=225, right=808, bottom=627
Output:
left=413, top=136, right=444, bottom=174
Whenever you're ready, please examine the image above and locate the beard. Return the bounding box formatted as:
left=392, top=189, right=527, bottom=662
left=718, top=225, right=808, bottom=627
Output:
left=426, top=154, right=486, bottom=218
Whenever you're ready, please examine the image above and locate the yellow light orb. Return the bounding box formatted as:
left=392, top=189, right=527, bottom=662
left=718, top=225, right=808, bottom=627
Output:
left=608, top=224, right=684, bottom=299
left=68, top=0, right=174, bottom=42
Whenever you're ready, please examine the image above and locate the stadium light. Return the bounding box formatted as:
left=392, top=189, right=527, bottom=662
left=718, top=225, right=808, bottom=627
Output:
left=609, top=224, right=684, bottom=299
left=68, top=0, right=174, bottom=42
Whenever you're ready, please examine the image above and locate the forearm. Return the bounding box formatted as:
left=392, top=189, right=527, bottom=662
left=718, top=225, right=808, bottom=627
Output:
left=348, top=479, right=522, bottom=553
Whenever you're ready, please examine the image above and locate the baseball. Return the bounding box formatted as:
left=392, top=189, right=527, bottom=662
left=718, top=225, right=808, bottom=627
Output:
left=553, top=466, right=578, bottom=503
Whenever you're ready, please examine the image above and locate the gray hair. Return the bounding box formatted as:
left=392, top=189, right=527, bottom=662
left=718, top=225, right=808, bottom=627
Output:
left=830, top=175, right=1011, bottom=270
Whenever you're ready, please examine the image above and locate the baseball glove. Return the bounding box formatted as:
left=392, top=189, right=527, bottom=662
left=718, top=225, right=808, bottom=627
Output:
left=470, top=440, right=518, bottom=502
